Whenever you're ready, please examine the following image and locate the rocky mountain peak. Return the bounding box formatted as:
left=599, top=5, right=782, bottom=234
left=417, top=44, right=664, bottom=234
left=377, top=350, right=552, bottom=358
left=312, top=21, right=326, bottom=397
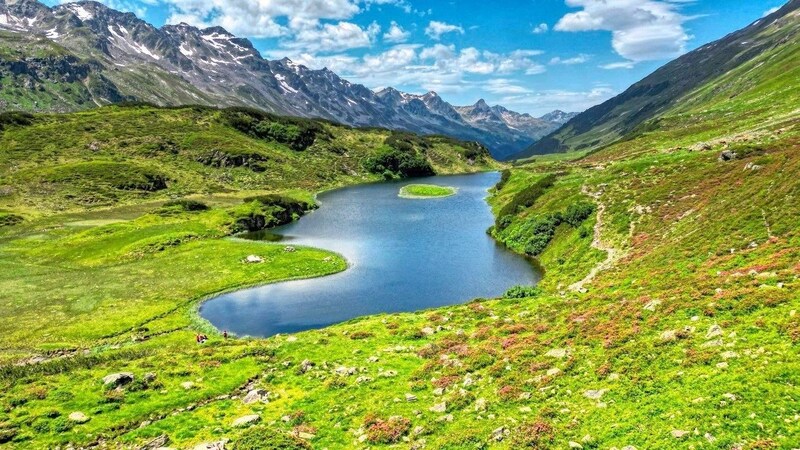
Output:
left=0, top=0, right=579, bottom=160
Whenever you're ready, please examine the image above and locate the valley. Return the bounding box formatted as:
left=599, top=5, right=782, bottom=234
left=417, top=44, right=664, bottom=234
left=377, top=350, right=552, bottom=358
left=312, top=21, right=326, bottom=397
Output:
left=0, top=0, right=798, bottom=449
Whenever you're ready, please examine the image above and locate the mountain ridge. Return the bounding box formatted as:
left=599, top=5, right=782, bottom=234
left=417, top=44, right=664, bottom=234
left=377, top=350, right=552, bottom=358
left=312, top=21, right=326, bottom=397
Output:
left=0, top=0, right=573, bottom=159
left=521, top=0, right=800, bottom=157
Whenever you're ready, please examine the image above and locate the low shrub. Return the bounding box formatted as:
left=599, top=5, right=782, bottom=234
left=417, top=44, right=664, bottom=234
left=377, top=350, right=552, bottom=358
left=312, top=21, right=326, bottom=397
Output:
left=364, top=415, right=412, bottom=444
left=364, top=147, right=434, bottom=178
left=503, top=285, right=542, bottom=299
left=0, top=111, right=34, bottom=131
left=232, top=426, right=311, bottom=450
left=157, top=199, right=209, bottom=214
left=496, top=174, right=556, bottom=228
left=511, top=420, right=555, bottom=448
left=495, top=169, right=512, bottom=191
left=222, top=107, right=327, bottom=151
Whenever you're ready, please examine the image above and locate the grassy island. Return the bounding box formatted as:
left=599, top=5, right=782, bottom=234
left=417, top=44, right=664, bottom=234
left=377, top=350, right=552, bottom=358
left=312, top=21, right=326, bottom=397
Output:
left=398, top=184, right=458, bottom=199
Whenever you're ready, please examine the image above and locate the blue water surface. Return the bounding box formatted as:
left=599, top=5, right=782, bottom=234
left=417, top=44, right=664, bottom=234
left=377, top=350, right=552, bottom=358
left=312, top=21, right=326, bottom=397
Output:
left=200, top=172, right=541, bottom=337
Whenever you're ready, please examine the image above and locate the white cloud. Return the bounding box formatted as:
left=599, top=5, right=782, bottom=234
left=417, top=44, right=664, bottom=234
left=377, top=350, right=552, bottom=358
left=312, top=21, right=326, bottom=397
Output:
left=496, top=86, right=616, bottom=115
left=161, top=0, right=362, bottom=38
left=554, top=0, right=690, bottom=61
left=486, top=79, right=533, bottom=95
left=762, top=6, right=780, bottom=17
left=549, top=54, right=590, bottom=65
left=425, top=20, right=464, bottom=40
left=280, top=20, right=379, bottom=53
left=383, top=21, right=411, bottom=43
left=286, top=45, right=546, bottom=96
left=532, top=23, right=549, bottom=34
left=599, top=60, right=635, bottom=70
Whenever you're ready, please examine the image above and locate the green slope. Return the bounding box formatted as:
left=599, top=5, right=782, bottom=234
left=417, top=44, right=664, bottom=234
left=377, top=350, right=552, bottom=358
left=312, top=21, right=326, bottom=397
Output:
left=521, top=0, right=800, bottom=157
left=0, top=104, right=496, bottom=215
left=0, top=5, right=799, bottom=449
left=0, top=31, right=128, bottom=112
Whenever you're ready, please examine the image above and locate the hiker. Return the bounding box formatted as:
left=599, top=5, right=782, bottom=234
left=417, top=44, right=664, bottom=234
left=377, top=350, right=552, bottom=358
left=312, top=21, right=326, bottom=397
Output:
left=223, top=330, right=228, bottom=340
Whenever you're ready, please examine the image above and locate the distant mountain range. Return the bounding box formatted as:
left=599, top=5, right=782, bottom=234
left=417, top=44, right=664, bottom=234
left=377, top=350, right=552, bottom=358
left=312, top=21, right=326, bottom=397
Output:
left=0, top=0, right=576, bottom=159
left=521, top=0, right=800, bottom=158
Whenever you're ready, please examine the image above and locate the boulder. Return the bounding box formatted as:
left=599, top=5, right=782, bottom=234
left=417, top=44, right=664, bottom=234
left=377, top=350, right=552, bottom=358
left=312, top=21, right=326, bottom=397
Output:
left=244, top=255, right=264, bottom=264
left=139, top=434, right=170, bottom=450
left=429, top=402, right=447, bottom=413
left=492, top=427, right=508, bottom=442
left=706, top=324, right=723, bottom=339
left=232, top=414, right=261, bottom=428
left=299, top=359, right=315, bottom=373
left=143, top=372, right=157, bottom=383
left=102, top=372, right=134, bottom=387
left=242, top=389, right=269, bottom=404
left=583, top=389, right=608, bottom=400
left=68, top=411, right=90, bottom=424
left=718, top=150, right=737, bottom=161
left=671, top=430, right=690, bottom=439
left=545, top=348, right=569, bottom=358
left=193, top=439, right=228, bottom=450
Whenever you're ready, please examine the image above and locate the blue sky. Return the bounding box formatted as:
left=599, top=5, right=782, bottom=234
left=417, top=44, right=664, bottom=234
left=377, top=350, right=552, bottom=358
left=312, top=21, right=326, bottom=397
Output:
left=44, top=0, right=788, bottom=115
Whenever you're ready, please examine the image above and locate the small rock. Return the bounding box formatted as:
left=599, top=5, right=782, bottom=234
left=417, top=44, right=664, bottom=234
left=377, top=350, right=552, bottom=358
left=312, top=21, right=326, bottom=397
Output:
left=702, top=339, right=724, bottom=348
left=660, top=330, right=677, bottom=342
left=545, top=348, right=568, bottom=358
left=367, top=356, right=379, bottom=363
left=102, top=372, right=134, bottom=387
left=180, top=381, right=195, bottom=390
left=583, top=389, right=607, bottom=400
left=671, top=430, right=690, bottom=439
left=432, top=387, right=444, bottom=396
left=421, top=327, right=435, bottom=336
left=569, top=442, right=583, bottom=449
left=299, top=359, right=315, bottom=373
left=139, top=434, right=170, bottom=450
left=492, top=427, right=508, bottom=442
left=706, top=324, right=723, bottom=339
left=429, top=402, right=447, bottom=413
left=335, top=366, right=357, bottom=376
left=143, top=373, right=157, bottom=383
left=405, top=393, right=418, bottom=402
left=242, top=389, right=269, bottom=404
left=193, top=439, right=228, bottom=450
left=474, top=397, right=487, bottom=412
left=355, top=376, right=373, bottom=384
left=284, top=246, right=296, bottom=253
left=721, top=351, right=739, bottom=359
left=718, top=150, right=736, bottom=161
left=232, top=415, right=261, bottom=428
left=643, top=299, right=661, bottom=311
left=546, top=368, right=561, bottom=376
left=244, top=255, right=263, bottom=264
left=68, top=412, right=90, bottom=424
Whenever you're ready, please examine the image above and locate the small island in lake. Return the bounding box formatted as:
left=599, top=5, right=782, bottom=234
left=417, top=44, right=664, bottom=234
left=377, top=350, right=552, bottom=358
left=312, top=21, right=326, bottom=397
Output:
left=399, top=184, right=458, bottom=199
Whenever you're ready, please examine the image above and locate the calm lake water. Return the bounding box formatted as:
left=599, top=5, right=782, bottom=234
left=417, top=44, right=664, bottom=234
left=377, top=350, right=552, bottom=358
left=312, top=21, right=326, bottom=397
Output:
left=200, top=172, right=541, bottom=337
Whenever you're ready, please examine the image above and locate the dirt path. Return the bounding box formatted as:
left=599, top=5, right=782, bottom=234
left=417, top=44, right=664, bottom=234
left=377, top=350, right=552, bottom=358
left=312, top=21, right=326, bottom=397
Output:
left=569, top=186, right=623, bottom=292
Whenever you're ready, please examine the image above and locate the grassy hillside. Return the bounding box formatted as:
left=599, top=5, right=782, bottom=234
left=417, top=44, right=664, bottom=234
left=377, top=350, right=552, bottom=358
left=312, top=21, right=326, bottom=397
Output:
left=1, top=19, right=799, bottom=448
left=522, top=0, right=800, bottom=157
left=0, top=30, right=126, bottom=112
left=0, top=104, right=496, bottom=216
